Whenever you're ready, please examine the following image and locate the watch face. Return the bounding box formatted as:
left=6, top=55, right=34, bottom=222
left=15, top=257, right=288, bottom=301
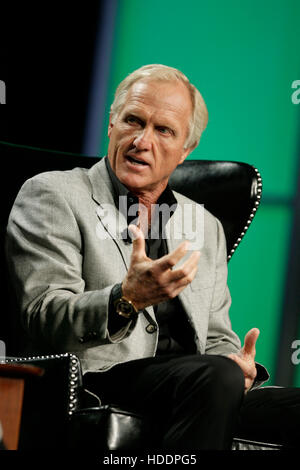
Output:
left=118, top=300, right=134, bottom=316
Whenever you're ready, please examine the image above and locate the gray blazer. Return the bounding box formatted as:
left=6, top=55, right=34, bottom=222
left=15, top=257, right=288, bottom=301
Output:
left=6, top=159, right=242, bottom=374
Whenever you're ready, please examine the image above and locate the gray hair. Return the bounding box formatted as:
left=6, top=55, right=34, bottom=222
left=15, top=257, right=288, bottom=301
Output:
left=110, top=64, right=208, bottom=149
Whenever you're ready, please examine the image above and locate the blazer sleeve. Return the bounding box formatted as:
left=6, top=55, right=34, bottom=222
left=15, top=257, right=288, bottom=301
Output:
left=5, top=174, right=136, bottom=353
left=204, top=217, right=242, bottom=356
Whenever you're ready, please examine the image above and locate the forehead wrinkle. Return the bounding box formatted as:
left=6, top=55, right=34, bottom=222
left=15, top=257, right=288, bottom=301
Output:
left=121, top=83, right=192, bottom=132
left=123, top=103, right=180, bottom=130
left=129, top=87, right=190, bottom=114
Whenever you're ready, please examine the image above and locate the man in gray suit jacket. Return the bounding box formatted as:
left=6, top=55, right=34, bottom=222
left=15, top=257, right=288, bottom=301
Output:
left=6, top=65, right=300, bottom=450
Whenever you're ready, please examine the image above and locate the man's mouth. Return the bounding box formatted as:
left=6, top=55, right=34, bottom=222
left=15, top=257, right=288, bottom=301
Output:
left=126, top=155, right=149, bottom=166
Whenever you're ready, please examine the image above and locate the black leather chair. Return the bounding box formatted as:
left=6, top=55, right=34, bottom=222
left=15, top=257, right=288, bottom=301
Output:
left=0, top=140, right=281, bottom=451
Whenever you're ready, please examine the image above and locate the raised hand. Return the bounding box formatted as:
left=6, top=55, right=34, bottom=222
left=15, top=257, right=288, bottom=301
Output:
left=122, top=224, right=201, bottom=311
left=228, top=328, right=260, bottom=393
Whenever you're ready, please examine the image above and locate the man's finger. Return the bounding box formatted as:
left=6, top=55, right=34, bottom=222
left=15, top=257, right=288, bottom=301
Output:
left=128, top=224, right=146, bottom=259
left=172, top=264, right=199, bottom=291
left=243, top=328, right=260, bottom=357
left=167, top=250, right=200, bottom=283
left=156, top=241, right=190, bottom=271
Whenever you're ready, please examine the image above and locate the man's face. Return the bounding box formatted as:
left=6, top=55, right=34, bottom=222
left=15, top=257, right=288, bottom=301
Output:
left=107, top=79, right=194, bottom=195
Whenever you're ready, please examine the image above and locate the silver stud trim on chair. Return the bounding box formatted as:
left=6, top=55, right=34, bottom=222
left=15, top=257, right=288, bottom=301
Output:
left=227, top=166, right=263, bottom=261
left=3, top=353, right=81, bottom=416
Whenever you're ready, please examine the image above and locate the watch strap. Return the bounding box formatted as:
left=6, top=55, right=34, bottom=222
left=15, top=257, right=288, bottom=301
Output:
left=110, top=283, right=123, bottom=305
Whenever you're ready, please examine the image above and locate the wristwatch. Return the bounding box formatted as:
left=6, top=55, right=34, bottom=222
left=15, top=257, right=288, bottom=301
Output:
left=111, top=283, right=139, bottom=319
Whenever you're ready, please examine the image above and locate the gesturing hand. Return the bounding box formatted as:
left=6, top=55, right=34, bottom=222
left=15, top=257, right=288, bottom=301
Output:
left=228, top=328, right=260, bottom=393
left=122, top=224, right=201, bottom=311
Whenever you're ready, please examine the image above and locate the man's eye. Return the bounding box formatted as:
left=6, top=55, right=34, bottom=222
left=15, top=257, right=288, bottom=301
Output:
left=126, top=116, right=139, bottom=124
left=157, top=127, right=170, bottom=135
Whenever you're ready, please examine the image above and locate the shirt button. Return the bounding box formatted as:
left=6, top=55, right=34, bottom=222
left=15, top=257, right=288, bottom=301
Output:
left=146, top=324, right=157, bottom=334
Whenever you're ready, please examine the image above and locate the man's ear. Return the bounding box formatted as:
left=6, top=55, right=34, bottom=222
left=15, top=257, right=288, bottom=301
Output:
left=108, top=112, right=114, bottom=138
left=178, top=145, right=196, bottom=165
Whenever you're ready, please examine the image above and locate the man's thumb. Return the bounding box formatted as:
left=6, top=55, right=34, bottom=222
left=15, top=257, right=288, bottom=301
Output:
left=128, top=224, right=145, bottom=256
left=244, top=328, right=260, bottom=357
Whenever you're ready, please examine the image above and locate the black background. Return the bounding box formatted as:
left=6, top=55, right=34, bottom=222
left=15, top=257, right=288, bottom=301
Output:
left=0, top=2, right=103, bottom=153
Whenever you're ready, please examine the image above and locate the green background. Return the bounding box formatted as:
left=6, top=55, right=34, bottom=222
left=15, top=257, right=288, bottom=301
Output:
left=98, top=0, right=300, bottom=385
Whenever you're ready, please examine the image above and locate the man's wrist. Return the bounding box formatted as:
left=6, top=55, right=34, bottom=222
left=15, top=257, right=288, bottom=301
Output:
left=111, top=283, right=139, bottom=319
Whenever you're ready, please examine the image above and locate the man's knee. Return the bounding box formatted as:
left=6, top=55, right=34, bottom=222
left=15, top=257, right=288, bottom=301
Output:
left=172, top=354, right=245, bottom=404
left=207, top=355, right=245, bottom=394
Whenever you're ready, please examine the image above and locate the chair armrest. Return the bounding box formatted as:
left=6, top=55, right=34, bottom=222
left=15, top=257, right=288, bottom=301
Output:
left=3, top=353, right=83, bottom=449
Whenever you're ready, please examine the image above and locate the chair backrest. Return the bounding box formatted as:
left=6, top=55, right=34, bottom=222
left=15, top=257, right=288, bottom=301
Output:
left=0, top=141, right=262, bottom=352
left=169, top=159, right=262, bottom=260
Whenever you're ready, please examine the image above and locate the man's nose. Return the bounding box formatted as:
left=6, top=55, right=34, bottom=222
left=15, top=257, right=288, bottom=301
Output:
left=133, top=127, right=152, bottom=151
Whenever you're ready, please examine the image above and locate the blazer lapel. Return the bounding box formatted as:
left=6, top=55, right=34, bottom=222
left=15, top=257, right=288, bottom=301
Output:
left=88, top=159, right=132, bottom=269
left=165, top=208, right=193, bottom=314
left=165, top=200, right=206, bottom=352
